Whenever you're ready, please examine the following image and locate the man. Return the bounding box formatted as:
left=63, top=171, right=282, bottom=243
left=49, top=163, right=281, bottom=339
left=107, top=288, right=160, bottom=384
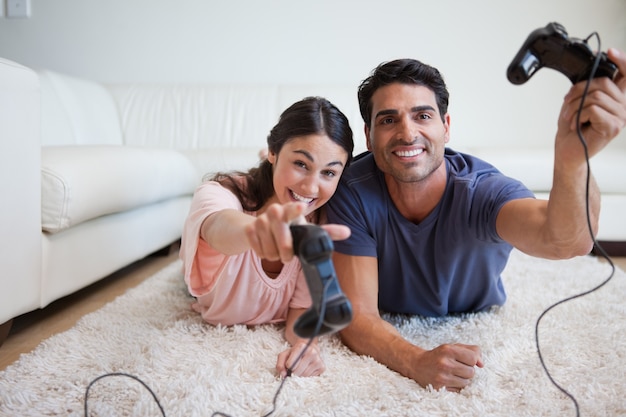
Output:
left=325, top=49, right=626, bottom=392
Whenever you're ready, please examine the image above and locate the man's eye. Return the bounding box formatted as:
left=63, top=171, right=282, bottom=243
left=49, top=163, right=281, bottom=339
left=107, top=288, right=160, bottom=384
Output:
left=381, top=117, right=394, bottom=125
left=417, top=113, right=432, bottom=120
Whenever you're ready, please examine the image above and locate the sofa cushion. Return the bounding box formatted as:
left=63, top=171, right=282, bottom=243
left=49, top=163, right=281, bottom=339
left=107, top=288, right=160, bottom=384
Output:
left=466, top=148, right=626, bottom=194
left=41, top=146, right=198, bottom=233
left=178, top=147, right=265, bottom=180
left=106, top=83, right=366, bottom=152
left=38, top=70, right=123, bottom=146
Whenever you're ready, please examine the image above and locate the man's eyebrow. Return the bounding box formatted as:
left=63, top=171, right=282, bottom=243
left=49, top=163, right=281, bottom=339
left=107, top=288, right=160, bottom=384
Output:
left=411, top=105, right=437, bottom=113
left=374, top=105, right=437, bottom=120
left=374, top=109, right=398, bottom=119
left=293, top=149, right=345, bottom=167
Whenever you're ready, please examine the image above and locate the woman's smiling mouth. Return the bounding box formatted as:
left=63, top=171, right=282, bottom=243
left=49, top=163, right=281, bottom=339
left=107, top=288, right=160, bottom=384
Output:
left=290, top=189, right=314, bottom=205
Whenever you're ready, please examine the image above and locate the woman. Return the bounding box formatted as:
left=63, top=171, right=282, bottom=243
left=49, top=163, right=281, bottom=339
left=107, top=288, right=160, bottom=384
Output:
left=180, top=96, right=354, bottom=378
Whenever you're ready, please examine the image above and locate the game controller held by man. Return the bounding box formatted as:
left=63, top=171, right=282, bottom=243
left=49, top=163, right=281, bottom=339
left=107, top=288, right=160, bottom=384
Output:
left=507, top=22, right=618, bottom=85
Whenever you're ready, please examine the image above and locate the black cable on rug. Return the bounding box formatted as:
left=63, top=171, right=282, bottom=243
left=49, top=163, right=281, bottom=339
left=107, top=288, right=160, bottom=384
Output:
left=84, top=280, right=331, bottom=417
left=211, top=284, right=328, bottom=417
left=84, top=372, right=167, bottom=416
left=534, top=32, right=617, bottom=417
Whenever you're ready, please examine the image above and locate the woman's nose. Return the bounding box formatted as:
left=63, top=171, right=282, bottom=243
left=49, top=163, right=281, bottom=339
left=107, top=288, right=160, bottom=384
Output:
left=299, top=175, right=319, bottom=196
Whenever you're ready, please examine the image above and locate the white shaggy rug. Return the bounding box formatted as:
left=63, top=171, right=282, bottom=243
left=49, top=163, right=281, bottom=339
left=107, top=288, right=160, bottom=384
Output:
left=1, top=250, right=625, bottom=417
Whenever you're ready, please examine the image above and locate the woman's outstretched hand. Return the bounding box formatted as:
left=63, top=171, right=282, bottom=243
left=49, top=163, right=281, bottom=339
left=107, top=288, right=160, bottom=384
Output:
left=245, top=202, right=350, bottom=264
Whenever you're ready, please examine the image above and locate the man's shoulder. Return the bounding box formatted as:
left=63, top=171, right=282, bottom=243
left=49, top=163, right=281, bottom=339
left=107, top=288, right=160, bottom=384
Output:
left=342, top=151, right=378, bottom=184
left=444, top=148, right=534, bottom=203
left=329, top=151, right=386, bottom=213
left=444, top=148, right=498, bottom=175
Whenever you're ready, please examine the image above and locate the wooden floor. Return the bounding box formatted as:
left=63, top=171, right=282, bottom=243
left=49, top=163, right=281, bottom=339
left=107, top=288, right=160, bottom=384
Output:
left=1, top=250, right=624, bottom=372
left=0, top=249, right=179, bottom=372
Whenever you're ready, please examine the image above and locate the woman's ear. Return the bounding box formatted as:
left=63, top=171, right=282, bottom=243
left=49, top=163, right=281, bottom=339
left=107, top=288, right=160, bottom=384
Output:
left=267, top=150, right=277, bottom=165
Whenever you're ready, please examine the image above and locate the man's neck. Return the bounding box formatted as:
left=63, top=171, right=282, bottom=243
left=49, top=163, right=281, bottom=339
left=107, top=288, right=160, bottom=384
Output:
left=384, top=162, right=447, bottom=224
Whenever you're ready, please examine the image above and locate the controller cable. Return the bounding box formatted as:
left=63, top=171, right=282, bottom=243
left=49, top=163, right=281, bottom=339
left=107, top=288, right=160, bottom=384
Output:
left=534, top=31, right=616, bottom=417
left=84, top=279, right=331, bottom=417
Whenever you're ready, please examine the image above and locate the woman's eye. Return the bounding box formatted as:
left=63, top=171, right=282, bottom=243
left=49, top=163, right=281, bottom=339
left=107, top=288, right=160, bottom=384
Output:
left=322, top=170, right=337, bottom=178
left=294, top=160, right=307, bottom=169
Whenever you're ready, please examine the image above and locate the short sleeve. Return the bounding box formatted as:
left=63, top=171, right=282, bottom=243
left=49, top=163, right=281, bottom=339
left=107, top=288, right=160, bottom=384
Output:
left=180, top=181, right=243, bottom=294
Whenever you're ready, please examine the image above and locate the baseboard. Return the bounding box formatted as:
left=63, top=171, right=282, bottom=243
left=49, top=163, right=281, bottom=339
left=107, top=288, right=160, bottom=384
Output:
left=148, top=239, right=181, bottom=258
left=0, top=319, right=13, bottom=348
left=591, top=241, right=626, bottom=257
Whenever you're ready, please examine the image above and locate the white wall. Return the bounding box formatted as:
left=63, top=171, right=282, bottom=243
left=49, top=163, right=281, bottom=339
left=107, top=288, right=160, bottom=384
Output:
left=0, top=0, right=625, bottom=151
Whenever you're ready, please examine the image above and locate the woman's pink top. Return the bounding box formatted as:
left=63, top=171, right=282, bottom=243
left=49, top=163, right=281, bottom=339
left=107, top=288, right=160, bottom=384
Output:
left=179, top=181, right=311, bottom=326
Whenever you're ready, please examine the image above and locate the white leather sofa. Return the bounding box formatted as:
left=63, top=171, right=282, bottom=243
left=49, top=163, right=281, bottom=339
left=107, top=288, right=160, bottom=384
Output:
left=0, top=59, right=199, bottom=343
left=1, top=56, right=625, bottom=344
left=0, top=57, right=361, bottom=343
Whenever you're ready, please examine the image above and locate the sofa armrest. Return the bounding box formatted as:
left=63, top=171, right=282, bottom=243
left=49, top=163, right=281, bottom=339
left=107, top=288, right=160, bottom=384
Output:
left=0, top=58, right=42, bottom=324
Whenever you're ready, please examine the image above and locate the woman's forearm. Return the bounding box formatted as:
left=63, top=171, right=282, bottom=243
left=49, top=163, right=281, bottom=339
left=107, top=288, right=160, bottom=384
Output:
left=200, top=209, right=255, bottom=255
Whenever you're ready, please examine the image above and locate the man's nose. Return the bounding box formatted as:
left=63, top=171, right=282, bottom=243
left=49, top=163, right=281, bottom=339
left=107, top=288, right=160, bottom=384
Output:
left=397, top=116, right=417, bottom=141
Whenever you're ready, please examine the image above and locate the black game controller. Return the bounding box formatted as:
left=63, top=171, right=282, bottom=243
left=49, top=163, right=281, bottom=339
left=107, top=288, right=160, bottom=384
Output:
left=507, top=22, right=618, bottom=85
left=290, top=224, right=352, bottom=338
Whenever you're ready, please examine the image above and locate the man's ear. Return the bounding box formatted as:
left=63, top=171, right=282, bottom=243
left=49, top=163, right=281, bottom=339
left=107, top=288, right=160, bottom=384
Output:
left=364, top=124, right=372, bottom=151
left=443, top=113, right=451, bottom=144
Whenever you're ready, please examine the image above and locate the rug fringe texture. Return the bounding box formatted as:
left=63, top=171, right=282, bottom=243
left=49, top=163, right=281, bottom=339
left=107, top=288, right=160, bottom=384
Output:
left=1, top=250, right=625, bottom=416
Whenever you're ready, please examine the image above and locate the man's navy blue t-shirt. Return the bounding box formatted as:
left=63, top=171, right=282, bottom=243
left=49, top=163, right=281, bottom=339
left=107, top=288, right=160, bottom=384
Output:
left=326, top=148, right=535, bottom=317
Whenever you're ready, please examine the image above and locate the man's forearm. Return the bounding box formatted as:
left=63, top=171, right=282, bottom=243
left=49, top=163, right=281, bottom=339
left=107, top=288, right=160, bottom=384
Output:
left=340, top=314, right=423, bottom=380
left=546, top=158, right=600, bottom=255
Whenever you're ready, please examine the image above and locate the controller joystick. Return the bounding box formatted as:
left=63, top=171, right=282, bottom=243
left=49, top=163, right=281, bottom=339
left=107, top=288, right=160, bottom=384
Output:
left=507, top=22, right=618, bottom=85
left=290, top=224, right=353, bottom=338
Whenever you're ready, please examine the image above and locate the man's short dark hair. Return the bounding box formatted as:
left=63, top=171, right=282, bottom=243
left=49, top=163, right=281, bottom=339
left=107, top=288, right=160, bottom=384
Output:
left=357, top=59, right=450, bottom=127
